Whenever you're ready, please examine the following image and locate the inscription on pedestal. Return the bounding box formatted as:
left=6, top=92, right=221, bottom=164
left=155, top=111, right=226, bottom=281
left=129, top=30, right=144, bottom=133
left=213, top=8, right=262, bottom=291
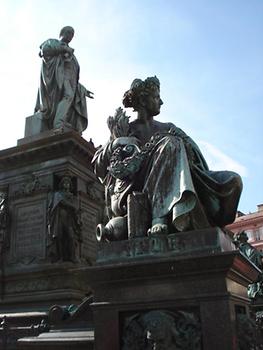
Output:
left=13, top=200, right=46, bottom=260
left=97, top=227, right=235, bottom=263
left=81, top=199, right=98, bottom=261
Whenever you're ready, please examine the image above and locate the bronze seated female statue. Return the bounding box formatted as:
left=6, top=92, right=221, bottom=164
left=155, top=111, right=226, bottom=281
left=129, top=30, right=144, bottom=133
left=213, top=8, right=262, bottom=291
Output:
left=93, top=76, right=242, bottom=241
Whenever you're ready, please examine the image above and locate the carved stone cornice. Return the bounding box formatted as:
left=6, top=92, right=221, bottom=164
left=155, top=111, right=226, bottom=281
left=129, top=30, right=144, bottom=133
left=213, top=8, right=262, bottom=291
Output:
left=0, top=131, right=95, bottom=172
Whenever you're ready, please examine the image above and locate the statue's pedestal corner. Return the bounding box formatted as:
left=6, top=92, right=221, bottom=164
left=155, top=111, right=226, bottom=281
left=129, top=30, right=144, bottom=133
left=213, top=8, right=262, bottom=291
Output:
left=88, top=234, right=258, bottom=350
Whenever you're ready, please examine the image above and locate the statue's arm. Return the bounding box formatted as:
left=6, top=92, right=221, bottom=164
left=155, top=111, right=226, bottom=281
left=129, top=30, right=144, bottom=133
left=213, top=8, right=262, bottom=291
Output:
left=39, top=39, right=74, bottom=58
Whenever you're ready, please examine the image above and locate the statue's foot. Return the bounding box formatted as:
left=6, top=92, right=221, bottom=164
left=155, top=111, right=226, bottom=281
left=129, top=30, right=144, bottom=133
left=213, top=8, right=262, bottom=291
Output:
left=148, top=218, right=168, bottom=236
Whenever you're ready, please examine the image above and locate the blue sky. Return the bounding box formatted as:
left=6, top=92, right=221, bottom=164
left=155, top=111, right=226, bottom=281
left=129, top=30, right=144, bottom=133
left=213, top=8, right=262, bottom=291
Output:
left=0, top=0, right=262, bottom=214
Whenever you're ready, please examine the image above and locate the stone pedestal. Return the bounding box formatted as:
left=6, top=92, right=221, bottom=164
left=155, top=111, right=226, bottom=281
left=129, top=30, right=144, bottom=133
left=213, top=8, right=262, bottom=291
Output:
left=0, top=130, right=103, bottom=311
left=84, top=228, right=260, bottom=350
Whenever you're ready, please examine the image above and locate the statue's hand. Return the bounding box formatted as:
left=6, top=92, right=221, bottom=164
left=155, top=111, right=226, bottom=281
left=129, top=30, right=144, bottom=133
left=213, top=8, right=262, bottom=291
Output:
left=85, top=90, right=94, bottom=99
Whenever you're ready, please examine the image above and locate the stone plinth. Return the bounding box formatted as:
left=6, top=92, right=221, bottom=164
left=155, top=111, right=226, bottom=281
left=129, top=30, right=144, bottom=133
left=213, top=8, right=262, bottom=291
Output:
left=1, top=263, right=91, bottom=311
left=83, top=228, right=260, bottom=350
left=0, top=130, right=103, bottom=310
left=17, top=330, right=94, bottom=350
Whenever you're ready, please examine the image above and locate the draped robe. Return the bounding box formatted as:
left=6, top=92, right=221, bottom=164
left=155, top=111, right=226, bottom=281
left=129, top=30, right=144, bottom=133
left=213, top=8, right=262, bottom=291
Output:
left=35, top=38, right=88, bottom=132
left=93, top=119, right=242, bottom=232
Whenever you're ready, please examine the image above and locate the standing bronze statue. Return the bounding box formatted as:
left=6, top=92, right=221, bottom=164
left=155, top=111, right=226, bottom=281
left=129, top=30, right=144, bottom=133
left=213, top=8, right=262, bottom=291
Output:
left=93, top=76, right=243, bottom=240
left=233, top=231, right=263, bottom=299
left=35, top=26, right=93, bottom=132
left=47, top=176, right=82, bottom=262
left=233, top=231, right=263, bottom=269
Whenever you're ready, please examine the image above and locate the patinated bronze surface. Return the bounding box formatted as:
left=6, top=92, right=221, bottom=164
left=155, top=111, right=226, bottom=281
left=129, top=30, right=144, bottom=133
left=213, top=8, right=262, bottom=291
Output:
left=233, top=231, right=263, bottom=269
left=34, top=26, right=93, bottom=133
left=234, top=231, right=263, bottom=299
left=93, top=76, right=243, bottom=241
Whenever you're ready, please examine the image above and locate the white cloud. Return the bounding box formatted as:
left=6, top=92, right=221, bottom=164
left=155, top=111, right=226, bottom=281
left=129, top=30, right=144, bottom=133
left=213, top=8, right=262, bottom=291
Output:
left=198, top=141, right=248, bottom=177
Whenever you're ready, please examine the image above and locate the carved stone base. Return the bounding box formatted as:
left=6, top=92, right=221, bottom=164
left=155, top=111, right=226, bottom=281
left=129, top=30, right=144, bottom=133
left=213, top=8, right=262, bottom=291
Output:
left=1, top=263, right=92, bottom=311
left=97, top=227, right=235, bottom=263
left=85, top=233, right=260, bottom=350
left=0, top=130, right=103, bottom=309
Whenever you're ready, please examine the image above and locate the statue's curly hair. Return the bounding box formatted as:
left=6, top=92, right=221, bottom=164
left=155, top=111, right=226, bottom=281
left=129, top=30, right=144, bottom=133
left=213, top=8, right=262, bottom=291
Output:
left=122, top=76, right=160, bottom=111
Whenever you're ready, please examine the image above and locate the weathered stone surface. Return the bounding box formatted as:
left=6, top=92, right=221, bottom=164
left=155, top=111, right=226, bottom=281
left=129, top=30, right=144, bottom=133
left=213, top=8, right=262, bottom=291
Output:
left=122, top=309, right=201, bottom=350
left=11, top=197, right=46, bottom=263
left=80, top=196, right=100, bottom=262
left=17, top=329, right=94, bottom=350
left=0, top=312, right=49, bottom=350
left=0, top=130, right=103, bottom=309
left=85, top=247, right=259, bottom=350
left=17, top=296, right=94, bottom=350
left=97, top=227, right=236, bottom=263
